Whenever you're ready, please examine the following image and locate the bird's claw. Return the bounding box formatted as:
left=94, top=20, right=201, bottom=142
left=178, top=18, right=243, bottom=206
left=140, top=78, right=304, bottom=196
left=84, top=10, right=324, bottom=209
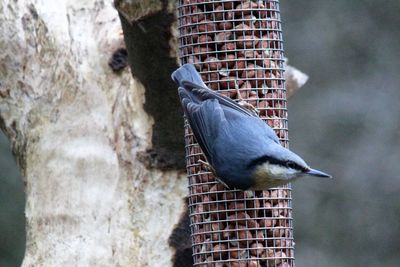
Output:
left=235, top=89, right=259, bottom=115
left=198, top=159, right=230, bottom=189
left=198, top=159, right=216, bottom=174
left=238, top=101, right=259, bottom=114
left=215, top=177, right=231, bottom=189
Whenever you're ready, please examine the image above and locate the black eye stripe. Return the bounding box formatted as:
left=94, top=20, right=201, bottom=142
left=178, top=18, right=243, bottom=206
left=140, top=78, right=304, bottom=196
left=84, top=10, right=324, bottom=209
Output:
left=286, top=161, right=296, bottom=168
left=247, top=156, right=308, bottom=172
left=247, top=155, right=284, bottom=169
left=286, top=161, right=309, bottom=172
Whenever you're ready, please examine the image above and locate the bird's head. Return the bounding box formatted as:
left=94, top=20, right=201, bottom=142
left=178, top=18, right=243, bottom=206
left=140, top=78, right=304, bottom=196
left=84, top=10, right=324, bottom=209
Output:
left=250, top=143, right=331, bottom=190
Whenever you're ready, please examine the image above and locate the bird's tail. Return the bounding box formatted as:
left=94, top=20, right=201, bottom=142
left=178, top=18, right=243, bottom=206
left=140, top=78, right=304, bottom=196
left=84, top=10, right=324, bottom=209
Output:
left=171, top=64, right=207, bottom=89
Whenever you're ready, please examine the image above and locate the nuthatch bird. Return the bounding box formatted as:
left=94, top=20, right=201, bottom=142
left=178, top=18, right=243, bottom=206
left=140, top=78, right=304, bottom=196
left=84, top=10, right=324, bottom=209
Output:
left=172, top=64, right=332, bottom=190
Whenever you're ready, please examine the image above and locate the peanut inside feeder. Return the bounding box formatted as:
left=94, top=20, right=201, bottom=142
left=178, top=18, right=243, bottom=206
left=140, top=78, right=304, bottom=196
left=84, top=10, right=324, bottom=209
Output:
left=178, top=1, right=294, bottom=266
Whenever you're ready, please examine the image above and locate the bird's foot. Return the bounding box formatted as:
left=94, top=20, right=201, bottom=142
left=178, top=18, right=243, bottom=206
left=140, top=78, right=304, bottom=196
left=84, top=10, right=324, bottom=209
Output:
left=198, top=159, right=230, bottom=189
left=235, top=89, right=259, bottom=114
left=198, top=159, right=216, bottom=174
left=239, top=101, right=259, bottom=114
left=215, top=177, right=231, bottom=190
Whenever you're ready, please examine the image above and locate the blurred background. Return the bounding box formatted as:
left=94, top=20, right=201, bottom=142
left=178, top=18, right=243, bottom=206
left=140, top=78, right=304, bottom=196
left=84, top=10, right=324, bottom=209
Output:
left=0, top=134, right=25, bottom=267
left=1, top=0, right=399, bottom=266
left=282, top=0, right=400, bottom=266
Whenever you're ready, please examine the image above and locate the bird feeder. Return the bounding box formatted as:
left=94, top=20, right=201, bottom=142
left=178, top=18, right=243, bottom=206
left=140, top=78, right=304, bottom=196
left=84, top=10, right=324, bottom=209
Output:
left=177, top=1, right=294, bottom=266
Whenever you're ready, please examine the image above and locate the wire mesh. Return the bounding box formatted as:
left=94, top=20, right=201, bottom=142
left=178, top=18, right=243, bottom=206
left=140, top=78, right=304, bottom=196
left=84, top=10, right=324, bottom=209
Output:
left=177, top=1, right=294, bottom=266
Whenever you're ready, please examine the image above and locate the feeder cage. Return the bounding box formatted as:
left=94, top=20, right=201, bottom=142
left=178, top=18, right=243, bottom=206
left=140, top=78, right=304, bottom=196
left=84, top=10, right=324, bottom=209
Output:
left=177, top=1, right=294, bottom=266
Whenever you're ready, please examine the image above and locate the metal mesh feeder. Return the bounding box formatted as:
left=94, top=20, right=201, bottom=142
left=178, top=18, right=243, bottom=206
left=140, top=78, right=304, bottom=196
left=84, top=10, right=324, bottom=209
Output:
left=177, top=1, right=294, bottom=266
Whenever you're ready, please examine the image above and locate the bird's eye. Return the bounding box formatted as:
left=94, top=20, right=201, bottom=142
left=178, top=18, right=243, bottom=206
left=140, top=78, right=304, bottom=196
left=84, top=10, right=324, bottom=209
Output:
left=286, top=162, right=296, bottom=169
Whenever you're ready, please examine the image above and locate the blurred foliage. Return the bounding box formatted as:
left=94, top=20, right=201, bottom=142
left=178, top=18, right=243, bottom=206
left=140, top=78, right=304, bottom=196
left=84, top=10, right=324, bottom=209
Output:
left=1, top=0, right=399, bottom=266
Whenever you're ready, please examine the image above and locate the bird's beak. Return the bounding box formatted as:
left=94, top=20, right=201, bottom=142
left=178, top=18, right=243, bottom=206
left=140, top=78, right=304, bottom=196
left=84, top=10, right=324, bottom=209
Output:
left=306, top=168, right=332, bottom=178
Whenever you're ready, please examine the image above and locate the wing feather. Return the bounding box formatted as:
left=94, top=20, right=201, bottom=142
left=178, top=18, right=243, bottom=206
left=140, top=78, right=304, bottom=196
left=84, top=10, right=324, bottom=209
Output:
left=183, top=98, right=226, bottom=163
left=182, top=81, right=258, bottom=117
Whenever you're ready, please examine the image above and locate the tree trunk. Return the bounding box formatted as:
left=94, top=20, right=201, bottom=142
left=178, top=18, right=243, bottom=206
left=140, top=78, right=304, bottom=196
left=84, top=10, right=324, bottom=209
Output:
left=0, top=1, right=187, bottom=266
left=0, top=0, right=308, bottom=266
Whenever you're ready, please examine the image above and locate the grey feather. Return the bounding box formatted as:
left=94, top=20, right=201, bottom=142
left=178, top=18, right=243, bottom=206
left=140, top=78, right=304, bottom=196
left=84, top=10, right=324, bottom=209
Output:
left=171, top=64, right=331, bottom=190
left=172, top=64, right=280, bottom=188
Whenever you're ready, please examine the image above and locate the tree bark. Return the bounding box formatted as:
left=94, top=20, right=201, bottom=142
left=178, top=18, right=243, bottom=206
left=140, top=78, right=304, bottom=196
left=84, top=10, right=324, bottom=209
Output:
left=0, top=1, right=186, bottom=266
left=0, top=0, right=308, bottom=266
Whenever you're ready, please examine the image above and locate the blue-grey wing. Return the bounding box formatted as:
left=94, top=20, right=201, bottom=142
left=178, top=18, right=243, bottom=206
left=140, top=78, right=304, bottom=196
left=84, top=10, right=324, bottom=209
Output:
left=172, top=63, right=258, bottom=118
left=220, top=106, right=280, bottom=145
left=182, top=97, right=227, bottom=163
left=186, top=83, right=258, bottom=118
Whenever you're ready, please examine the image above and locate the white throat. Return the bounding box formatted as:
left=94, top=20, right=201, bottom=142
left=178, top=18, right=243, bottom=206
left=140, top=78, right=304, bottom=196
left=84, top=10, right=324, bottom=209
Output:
left=252, top=161, right=299, bottom=190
